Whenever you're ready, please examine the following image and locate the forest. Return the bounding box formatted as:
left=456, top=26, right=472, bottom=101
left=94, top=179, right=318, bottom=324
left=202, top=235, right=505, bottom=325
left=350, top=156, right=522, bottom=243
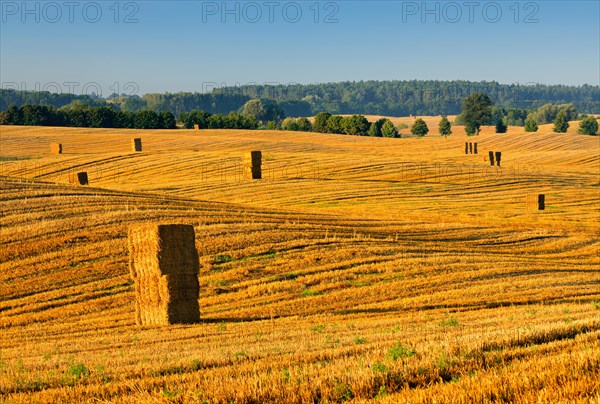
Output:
left=1, top=80, right=598, bottom=118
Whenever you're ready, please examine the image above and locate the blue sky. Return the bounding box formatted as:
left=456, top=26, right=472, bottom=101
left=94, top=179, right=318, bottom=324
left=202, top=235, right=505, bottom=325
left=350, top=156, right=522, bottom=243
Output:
left=1, top=1, right=598, bottom=96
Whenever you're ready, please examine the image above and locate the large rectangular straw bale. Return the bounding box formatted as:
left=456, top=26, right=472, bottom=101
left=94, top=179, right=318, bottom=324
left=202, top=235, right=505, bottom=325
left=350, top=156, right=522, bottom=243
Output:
left=469, top=142, right=473, bottom=154
left=465, top=142, right=469, bottom=154
left=473, top=143, right=478, bottom=154
left=488, top=151, right=495, bottom=166
left=495, top=151, right=502, bottom=167
left=51, top=143, right=62, bottom=154
left=68, top=172, right=88, bottom=185
left=128, top=224, right=200, bottom=326
left=132, top=138, right=142, bottom=152
left=526, top=194, right=545, bottom=211
left=242, top=151, right=262, bottom=180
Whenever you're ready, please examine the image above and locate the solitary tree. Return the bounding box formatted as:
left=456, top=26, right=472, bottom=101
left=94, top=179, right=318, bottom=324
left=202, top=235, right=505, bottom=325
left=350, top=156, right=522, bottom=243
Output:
left=524, top=118, right=538, bottom=132
left=461, top=93, right=494, bottom=136
left=495, top=119, right=507, bottom=133
left=411, top=118, right=429, bottom=137
left=381, top=120, right=399, bottom=138
left=438, top=116, right=452, bottom=137
left=553, top=111, right=569, bottom=133
left=578, top=115, right=599, bottom=135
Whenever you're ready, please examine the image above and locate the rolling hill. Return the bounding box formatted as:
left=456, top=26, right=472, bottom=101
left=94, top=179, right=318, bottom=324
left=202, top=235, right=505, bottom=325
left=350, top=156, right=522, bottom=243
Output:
left=0, top=124, right=598, bottom=402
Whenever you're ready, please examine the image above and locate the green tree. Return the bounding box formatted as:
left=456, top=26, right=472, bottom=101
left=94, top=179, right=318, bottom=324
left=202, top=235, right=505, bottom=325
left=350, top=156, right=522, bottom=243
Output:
left=438, top=116, right=452, bottom=137
left=116, top=111, right=135, bottom=128
left=464, top=122, right=476, bottom=136
left=326, top=115, right=344, bottom=134
left=280, top=117, right=299, bottom=131
left=524, top=118, right=538, bottom=132
left=411, top=118, right=429, bottom=136
left=134, top=110, right=160, bottom=129
left=381, top=120, right=399, bottom=138
left=296, top=117, right=313, bottom=132
left=461, top=93, right=494, bottom=136
left=265, top=120, right=278, bottom=130
left=158, top=111, right=177, bottom=129
left=495, top=119, right=507, bottom=133
left=313, top=112, right=331, bottom=133
left=2, top=105, right=23, bottom=125
left=578, top=115, right=599, bottom=135
left=241, top=99, right=266, bottom=122
left=553, top=111, right=569, bottom=133
left=242, top=99, right=284, bottom=124
left=367, top=118, right=387, bottom=137
left=88, top=106, right=117, bottom=128
left=342, top=115, right=370, bottom=136
left=527, top=103, right=578, bottom=124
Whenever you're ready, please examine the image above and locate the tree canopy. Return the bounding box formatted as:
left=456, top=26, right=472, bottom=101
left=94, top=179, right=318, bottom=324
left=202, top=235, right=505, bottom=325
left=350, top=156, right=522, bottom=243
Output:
left=577, top=115, right=598, bottom=135
left=461, top=93, right=494, bottom=136
left=411, top=118, right=429, bottom=137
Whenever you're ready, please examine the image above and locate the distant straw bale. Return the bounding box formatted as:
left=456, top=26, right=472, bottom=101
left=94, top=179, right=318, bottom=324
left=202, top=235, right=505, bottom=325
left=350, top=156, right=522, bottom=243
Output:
left=68, top=172, right=88, bottom=186
left=526, top=194, right=545, bottom=211
left=242, top=151, right=262, bottom=180
left=132, top=138, right=142, bottom=152
left=51, top=143, right=62, bottom=154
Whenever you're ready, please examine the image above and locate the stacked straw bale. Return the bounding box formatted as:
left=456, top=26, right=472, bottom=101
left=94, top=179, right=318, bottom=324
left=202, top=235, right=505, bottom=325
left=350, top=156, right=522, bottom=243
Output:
left=495, top=151, right=502, bottom=166
left=132, top=138, right=142, bottom=152
left=526, top=194, right=545, bottom=211
left=68, top=172, right=88, bottom=185
left=128, top=224, right=200, bottom=325
left=242, top=151, right=262, bottom=180
left=51, top=143, right=62, bottom=154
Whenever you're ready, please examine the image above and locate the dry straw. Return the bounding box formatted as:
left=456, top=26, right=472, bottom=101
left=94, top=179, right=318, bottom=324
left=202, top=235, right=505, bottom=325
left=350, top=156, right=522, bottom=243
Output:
left=132, top=138, right=142, bottom=152
left=242, top=151, right=262, bottom=180
left=128, top=224, right=200, bottom=326
left=51, top=143, right=62, bottom=155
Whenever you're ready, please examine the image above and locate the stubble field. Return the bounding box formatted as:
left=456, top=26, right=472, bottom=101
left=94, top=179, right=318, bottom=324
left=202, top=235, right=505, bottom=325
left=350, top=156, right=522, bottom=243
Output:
left=0, top=121, right=598, bottom=402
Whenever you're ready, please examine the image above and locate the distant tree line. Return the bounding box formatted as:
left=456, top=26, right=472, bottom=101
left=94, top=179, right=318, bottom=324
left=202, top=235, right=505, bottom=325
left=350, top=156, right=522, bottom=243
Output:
left=2, top=96, right=597, bottom=135
left=0, top=103, right=176, bottom=129
left=2, top=80, right=598, bottom=117
left=213, top=80, right=600, bottom=116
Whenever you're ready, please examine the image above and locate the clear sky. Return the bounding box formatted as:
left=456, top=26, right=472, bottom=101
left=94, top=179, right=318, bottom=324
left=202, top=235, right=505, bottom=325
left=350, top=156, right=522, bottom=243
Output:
left=1, top=0, right=598, bottom=96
